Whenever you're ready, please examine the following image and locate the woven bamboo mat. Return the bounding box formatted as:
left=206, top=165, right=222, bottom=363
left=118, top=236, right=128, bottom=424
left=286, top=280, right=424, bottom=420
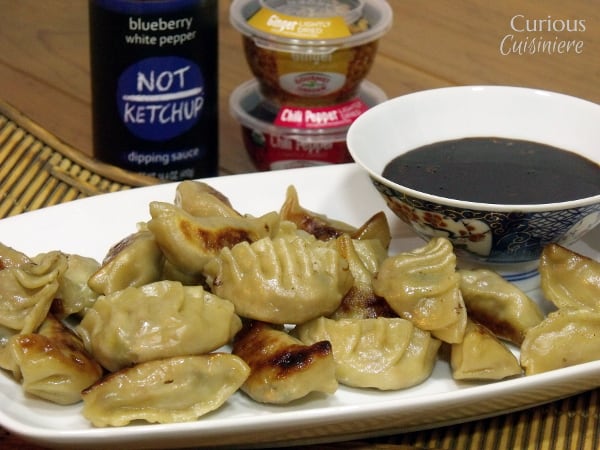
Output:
left=0, top=101, right=159, bottom=218
left=359, top=388, right=599, bottom=450
left=0, top=100, right=598, bottom=450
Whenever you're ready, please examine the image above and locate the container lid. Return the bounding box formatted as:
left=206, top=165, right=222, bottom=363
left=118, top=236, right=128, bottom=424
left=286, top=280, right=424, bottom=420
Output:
left=260, top=0, right=365, bottom=26
left=230, top=78, right=387, bottom=142
left=230, top=0, right=393, bottom=52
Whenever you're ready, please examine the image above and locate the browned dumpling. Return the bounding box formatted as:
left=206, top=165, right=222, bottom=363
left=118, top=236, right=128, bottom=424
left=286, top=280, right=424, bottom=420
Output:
left=0, top=244, right=99, bottom=321
left=82, top=353, right=250, bottom=427
left=77, top=280, right=242, bottom=372
left=203, top=234, right=353, bottom=324
left=520, top=308, right=600, bottom=375
left=160, top=260, right=207, bottom=286
left=279, top=186, right=392, bottom=250
left=0, top=250, right=66, bottom=334
left=539, top=244, right=600, bottom=311
left=148, top=201, right=280, bottom=275
left=347, top=234, right=389, bottom=275
left=3, top=314, right=103, bottom=405
left=350, top=211, right=392, bottom=250
left=88, top=229, right=164, bottom=296
left=280, top=185, right=356, bottom=241
left=0, top=324, right=18, bottom=373
left=373, top=237, right=467, bottom=343
left=232, top=321, right=337, bottom=404
left=175, top=180, right=242, bottom=218
left=295, top=316, right=440, bottom=390
left=0, top=242, right=31, bottom=268
left=329, top=234, right=396, bottom=320
left=451, top=319, right=522, bottom=381
left=458, top=269, right=544, bottom=345
left=52, top=253, right=100, bottom=318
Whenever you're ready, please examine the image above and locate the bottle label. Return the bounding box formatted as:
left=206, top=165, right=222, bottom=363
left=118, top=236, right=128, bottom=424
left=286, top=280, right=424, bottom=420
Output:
left=89, top=0, right=218, bottom=181
left=117, top=56, right=205, bottom=141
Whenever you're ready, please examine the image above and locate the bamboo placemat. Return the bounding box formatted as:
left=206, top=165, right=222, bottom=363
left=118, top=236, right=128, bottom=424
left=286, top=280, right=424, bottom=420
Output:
left=356, top=389, right=599, bottom=450
left=0, top=100, right=598, bottom=450
left=0, top=101, right=159, bottom=218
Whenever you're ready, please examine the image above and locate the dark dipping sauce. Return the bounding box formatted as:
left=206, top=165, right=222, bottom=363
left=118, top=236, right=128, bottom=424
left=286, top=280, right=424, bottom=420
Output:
left=382, top=137, right=600, bottom=204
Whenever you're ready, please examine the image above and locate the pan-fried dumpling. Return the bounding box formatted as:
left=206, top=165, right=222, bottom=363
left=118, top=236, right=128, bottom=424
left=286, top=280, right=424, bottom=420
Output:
left=330, top=234, right=396, bottom=320
left=0, top=324, right=18, bottom=374
left=4, top=314, right=103, bottom=404
left=148, top=201, right=280, bottom=275
left=160, top=260, right=206, bottom=286
left=373, top=237, right=467, bottom=343
left=76, top=280, right=242, bottom=372
left=539, top=244, right=600, bottom=311
left=232, top=321, right=337, bottom=404
left=0, top=250, right=66, bottom=334
left=458, top=269, right=544, bottom=345
left=450, top=320, right=521, bottom=380
left=279, top=185, right=356, bottom=240
left=82, top=353, right=250, bottom=427
left=520, top=308, right=600, bottom=375
left=0, top=242, right=31, bottom=268
left=350, top=211, right=392, bottom=250
left=279, top=186, right=392, bottom=250
left=294, top=316, right=440, bottom=390
left=203, top=235, right=353, bottom=324
left=349, top=235, right=389, bottom=274
left=88, top=230, right=164, bottom=296
left=52, top=253, right=100, bottom=318
left=175, top=180, right=242, bottom=218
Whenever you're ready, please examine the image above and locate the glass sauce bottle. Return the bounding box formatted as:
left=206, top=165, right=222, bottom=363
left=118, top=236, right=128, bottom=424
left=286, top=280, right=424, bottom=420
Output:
left=89, top=0, right=218, bottom=180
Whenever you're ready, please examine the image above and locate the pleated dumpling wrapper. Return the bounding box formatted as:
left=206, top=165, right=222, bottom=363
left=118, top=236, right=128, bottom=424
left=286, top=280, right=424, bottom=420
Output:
left=294, top=316, right=441, bottom=390
left=450, top=319, right=522, bottom=380
left=77, top=280, right=242, bottom=372
left=458, top=269, right=544, bottom=345
left=1, top=314, right=103, bottom=405
left=148, top=201, right=279, bottom=275
left=373, top=237, right=467, bottom=343
left=82, top=353, right=250, bottom=427
left=203, top=234, right=353, bottom=324
left=88, top=229, right=164, bottom=296
left=539, top=243, right=600, bottom=311
left=329, top=234, right=396, bottom=320
left=232, top=321, right=337, bottom=404
left=0, top=247, right=66, bottom=334
left=520, top=308, right=600, bottom=375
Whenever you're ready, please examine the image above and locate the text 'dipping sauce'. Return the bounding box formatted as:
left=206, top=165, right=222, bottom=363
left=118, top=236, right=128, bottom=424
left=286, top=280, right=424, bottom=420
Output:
left=89, top=0, right=218, bottom=180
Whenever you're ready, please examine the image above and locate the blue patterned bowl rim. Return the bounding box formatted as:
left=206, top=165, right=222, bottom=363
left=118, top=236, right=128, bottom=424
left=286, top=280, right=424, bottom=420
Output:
left=347, top=85, right=600, bottom=213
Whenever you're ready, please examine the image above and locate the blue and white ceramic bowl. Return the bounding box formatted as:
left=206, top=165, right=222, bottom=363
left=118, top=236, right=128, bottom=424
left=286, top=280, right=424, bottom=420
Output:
left=346, top=86, right=600, bottom=279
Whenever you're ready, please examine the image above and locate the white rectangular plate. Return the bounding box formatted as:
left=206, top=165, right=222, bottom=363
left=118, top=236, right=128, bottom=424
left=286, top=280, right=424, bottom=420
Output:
left=1, top=163, right=599, bottom=449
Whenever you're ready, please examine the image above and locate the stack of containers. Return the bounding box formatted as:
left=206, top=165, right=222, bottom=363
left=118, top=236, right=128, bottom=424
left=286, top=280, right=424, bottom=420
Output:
left=229, top=0, right=393, bottom=171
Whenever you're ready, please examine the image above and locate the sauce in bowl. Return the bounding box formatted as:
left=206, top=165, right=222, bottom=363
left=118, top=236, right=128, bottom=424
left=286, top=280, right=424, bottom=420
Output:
left=382, top=137, right=600, bottom=204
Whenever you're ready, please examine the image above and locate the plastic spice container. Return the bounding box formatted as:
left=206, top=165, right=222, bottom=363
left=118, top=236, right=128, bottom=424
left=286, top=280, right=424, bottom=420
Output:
left=230, top=78, right=387, bottom=170
left=229, top=0, right=392, bottom=107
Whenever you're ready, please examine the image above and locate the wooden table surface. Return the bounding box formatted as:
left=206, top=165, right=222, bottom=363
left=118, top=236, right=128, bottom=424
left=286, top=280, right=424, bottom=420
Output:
left=0, top=1, right=599, bottom=449
left=1, top=0, right=599, bottom=175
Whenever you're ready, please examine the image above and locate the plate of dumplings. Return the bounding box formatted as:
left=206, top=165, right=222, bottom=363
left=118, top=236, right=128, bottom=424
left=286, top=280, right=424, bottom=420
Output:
left=0, top=163, right=599, bottom=449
